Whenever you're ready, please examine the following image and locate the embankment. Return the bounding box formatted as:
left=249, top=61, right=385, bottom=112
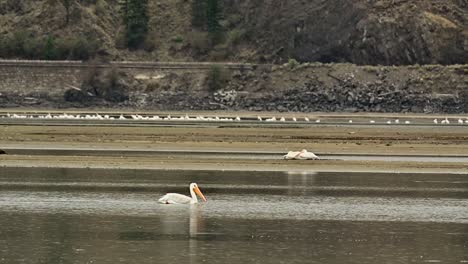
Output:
left=0, top=60, right=466, bottom=113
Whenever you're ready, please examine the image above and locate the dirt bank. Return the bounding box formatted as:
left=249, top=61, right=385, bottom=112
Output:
left=1, top=62, right=467, bottom=113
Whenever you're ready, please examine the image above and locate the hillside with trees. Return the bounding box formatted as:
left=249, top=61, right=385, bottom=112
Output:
left=0, top=0, right=466, bottom=65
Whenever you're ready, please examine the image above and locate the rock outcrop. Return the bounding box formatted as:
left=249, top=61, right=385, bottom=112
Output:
left=226, top=0, right=467, bottom=65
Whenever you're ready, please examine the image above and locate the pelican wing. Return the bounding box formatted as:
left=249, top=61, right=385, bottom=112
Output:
left=283, top=151, right=301, bottom=160
left=158, top=193, right=192, bottom=204
left=284, top=150, right=319, bottom=160
left=298, top=152, right=319, bottom=160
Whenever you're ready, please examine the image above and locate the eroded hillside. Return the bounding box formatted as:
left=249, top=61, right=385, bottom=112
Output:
left=0, top=0, right=466, bottom=65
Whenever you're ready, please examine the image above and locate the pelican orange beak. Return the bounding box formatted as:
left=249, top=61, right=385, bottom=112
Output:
left=194, top=186, right=207, bottom=202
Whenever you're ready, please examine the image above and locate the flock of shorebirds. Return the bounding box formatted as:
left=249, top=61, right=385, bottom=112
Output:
left=1, top=113, right=468, bottom=125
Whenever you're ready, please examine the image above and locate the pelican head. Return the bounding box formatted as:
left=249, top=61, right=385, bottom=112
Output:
left=190, top=183, right=207, bottom=202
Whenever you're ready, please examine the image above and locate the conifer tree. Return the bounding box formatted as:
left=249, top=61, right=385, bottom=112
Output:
left=44, top=35, right=57, bottom=60
left=206, top=0, right=222, bottom=34
left=119, top=0, right=149, bottom=49
left=191, top=0, right=206, bottom=29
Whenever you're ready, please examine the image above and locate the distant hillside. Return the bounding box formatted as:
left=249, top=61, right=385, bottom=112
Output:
left=0, top=0, right=466, bottom=65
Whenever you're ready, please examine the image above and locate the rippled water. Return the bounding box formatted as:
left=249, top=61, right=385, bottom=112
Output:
left=0, top=168, right=467, bottom=263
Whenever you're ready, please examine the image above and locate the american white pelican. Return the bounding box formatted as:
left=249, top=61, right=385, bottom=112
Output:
left=158, top=183, right=207, bottom=204
left=283, top=149, right=319, bottom=160
left=405, top=121, right=411, bottom=124
left=304, top=117, right=310, bottom=122
left=279, top=117, right=286, bottom=122
left=458, top=119, right=464, bottom=124
left=433, top=119, right=438, bottom=124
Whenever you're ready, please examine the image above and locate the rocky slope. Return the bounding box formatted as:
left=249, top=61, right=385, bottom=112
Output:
left=1, top=61, right=466, bottom=113
left=226, top=0, right=467, bottom=65
left=0, top=0, right=466, bottom=65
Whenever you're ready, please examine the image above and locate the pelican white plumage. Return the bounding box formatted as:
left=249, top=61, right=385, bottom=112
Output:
left=279, top=117, right=286, bottom=122
left=283, top=149, right=319, bottom=160
left=304, top=117, right=310, bottom=122
left=433, top=119, right=438, bottom=124
left=458, top=119, right=464, bottom=124
left=158, top=183, right=207, bottom=204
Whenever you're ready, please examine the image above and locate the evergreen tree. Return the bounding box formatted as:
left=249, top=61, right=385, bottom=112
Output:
left=119, top=0, right=149, bottom=49
left=206, top=0, right=222, bottom=34
left=191, top=0, right=206, bottom=29
left=44, top=35, right=57, bottom=60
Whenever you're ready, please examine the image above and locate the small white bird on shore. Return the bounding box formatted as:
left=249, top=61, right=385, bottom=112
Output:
left=458, top=119, right=464, bottom=124
left=433, top=119, right=438, bottom=124
left=292, top=117, right=297, bottom=122
left=349, top=120, right=353, bottom=123
left=304, top=117, right=310, bottom=122
left=235, top=116, right=241, bottom=121
left=386, top=120, right=392, bottom=124
left=370, top=120, right=375, bottom=124
left=279, top=117, right=286, bottom=122
left=315, top=119, right=321, bottom=123
left=283, top=149, right=319, bottom=160
left=257, top=116, right=262, bottom=121
left=405, top=121, right=411, bottom=124
left=394, top=119, right=400, bottom=124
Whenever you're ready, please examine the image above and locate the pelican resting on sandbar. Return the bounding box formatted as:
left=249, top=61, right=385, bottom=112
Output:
left=158, top=183, right=207, bottom=204
left=284, top=149, right=320, bottom=160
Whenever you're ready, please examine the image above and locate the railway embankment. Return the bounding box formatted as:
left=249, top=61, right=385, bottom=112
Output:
left=0, top=60, right=466, bottom=113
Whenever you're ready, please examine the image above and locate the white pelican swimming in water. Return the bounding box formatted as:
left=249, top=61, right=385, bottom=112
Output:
left=283, top=149, right=319, bottom=160
left=158, top=183, right=207, bottom=204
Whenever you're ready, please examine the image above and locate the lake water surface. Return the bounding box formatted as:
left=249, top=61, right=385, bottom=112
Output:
left=0, top=168, right=467, bottom=263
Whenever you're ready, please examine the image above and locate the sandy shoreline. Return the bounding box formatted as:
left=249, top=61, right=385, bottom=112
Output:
left=1, top=154, right=467, bottom=174
left=1, top=120, right=468, bottom=174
